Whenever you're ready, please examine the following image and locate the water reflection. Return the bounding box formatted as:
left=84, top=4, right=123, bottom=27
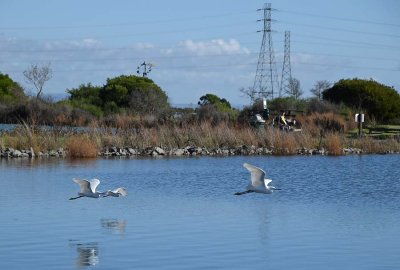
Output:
left=68, top=219, right=126, bottom=268
left=0, top=157, right=65, bottom=168
left=75, top=242, right=99, bottom=268
left=100, top=218, right=127, bottom=235
left=65, top=158, right=97, bottom=168
left=257, top=206, right=270, bottom=245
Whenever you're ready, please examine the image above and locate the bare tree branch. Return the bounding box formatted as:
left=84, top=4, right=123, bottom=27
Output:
left=310, top=80, right=331, bottom=100
left=23, top=63, right=52, bottom=99
left=286, top=77, right=303, bottom=99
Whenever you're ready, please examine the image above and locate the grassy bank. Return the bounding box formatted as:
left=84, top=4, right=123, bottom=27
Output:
left=1, top=120, right=399, bottom=158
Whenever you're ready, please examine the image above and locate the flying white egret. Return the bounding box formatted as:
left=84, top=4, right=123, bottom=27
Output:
left=69, top=178, right=128, bottom=200
left=235, top=163, right=279, bottom=195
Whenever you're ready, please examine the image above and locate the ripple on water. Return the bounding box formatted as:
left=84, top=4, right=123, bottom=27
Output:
left=0, top=155, right=399, bottom=269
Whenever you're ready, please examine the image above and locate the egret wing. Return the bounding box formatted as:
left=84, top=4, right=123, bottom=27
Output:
left=264, top=179, right=273, bottom=187
left=89, top=179, right=101, bottom=193
left=113, top=187, right=128, bottom=196
left=73, top=178, right=92, bottom=193
left=243, top=163, right=266, bottom=187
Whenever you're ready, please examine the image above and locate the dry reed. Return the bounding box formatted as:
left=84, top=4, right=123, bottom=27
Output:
left=268, top=129, right=297, bottom=155
left=1, top=115, right=399, bottom=156
left=324, top=133, right=343, bottom=155
left=66, top=135, right=99, bottom=158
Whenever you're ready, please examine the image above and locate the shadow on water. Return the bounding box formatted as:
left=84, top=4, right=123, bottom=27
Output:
left=100, top=218, right=127, bottom=235
left=256, top=206, right=270, bottom=246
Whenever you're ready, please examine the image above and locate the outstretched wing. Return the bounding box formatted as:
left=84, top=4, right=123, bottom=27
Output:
left=89, top=179, right=101, bottom=193
left=113, top=187, right=128, bottom=196
left=106, top=187, right=128, bottom=197
left=264, top=179, right=273, bottom=187
left=243, top=163, right=266, bottom=187
left=73, top=178, right=92, bottom=193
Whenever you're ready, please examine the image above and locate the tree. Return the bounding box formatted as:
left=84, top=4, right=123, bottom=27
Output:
left=66, top=74, right=170, bottom=116
left=66, top=83, right=103, bottom=117
left=103, top=75, right=169, bottom=115
left=310, top=80, right=331, bottom=100
left=198, top=93, right=232, bottom=111
left=23, top=63, right=52, bottom=99
left=286, top=77, right=303, bottom=99
left=0, top=73, right=26, bottom=104
left=323, top=78, right=400, bottom=123
left=238, top=86, right=254, bottom=100
left=197, top=93, right=237, bottom=122
left=268, top=96, right=307, bottom=112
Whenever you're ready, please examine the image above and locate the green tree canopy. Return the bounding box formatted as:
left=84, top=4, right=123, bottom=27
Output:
left=197, top=93, right=237, bottom=122
left=268, top=96, right=307, bottom=112
left=198, top=93, right=232, bottom=112
left=0, top=73, right=26, bottom=104
left=322, top=78, right=400, bottom=123
left=66, top=75, right=170, bottom=116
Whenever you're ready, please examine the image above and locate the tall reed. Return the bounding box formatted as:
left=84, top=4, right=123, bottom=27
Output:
left=324, top=132, right=343, bottom=155
left=66, top=135, right=99, bottom=158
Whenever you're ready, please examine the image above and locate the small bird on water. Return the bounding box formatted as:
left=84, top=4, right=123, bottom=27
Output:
left=235, top=163, right=279, bottom=195
left=69, top=178, right=128, bottom=200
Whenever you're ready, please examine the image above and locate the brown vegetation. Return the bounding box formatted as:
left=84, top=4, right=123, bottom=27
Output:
left=65, top=135, right=99, bottom=158
left=1, top=112, right=399, bottom=158
left=324, top=133, right=343, bottom=155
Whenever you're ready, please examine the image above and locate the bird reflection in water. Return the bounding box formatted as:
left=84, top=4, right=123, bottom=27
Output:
left=100, top=218, right=127, bottom=235
left=75, top=242, right=99, bottom=268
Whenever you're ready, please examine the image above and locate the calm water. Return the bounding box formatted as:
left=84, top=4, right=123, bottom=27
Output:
left=0, top=155, right=399, bottom=269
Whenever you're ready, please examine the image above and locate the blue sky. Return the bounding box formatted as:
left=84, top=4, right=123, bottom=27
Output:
left=0, top=0, right=399, bottom=107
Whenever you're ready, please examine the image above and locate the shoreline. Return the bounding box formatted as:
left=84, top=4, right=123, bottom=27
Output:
left=1, top=145, right=399, bottom=159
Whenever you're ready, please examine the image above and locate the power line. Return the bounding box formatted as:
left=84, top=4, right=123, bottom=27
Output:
left=2, top=33, right=399, bottom=55
left=292, top=39, right=400, bottom=51
left=1, top=45, right=397, bottom=65
left=292, top=33, right=400, bottom=50
left=0, top=10, right=255, bottom=31
left=5, top=21, right=255, bottom=42
left=277, top=9, right=400, bottom=28
left=2, top=60, right=398, bottom=74
left=278, top=20, right=400, bottom=38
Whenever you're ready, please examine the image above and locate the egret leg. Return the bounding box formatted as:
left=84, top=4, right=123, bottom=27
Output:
left=69, top=195, right=83, bottom=200
left=234, top=190, right=254, bottom=196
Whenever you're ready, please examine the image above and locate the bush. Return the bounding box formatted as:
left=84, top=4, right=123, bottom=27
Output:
left=299, top=112, right=347, bottom=136
left=67, top=75, right=170, bottom=117
left=0, top=73, right=27, bottom=104
left=323, top=78, right=400, bottom=123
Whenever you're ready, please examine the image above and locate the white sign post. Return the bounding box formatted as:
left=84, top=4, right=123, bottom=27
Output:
left=355, top=113, right=365, bottom=138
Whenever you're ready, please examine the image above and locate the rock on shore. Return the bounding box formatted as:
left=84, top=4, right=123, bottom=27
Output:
left=0, top=145, right=380, bottom=159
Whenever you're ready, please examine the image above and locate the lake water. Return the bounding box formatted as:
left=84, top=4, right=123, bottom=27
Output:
left=1, top=155, right=399, bottom=269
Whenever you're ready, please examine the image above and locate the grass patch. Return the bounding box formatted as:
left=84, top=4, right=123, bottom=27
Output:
left=324, top=133, right=343, bottom=155
left=66, top=135, right=99, bottom=158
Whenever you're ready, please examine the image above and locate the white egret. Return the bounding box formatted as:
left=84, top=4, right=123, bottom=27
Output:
left=69, top=178, right=127, bottom=200
left=235, top=163, right=279, bottom=195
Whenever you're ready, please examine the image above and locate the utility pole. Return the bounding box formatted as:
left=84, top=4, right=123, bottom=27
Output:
left=137, top=61, right=153, bottom=77
left=251, top=3, right=279, bottom=102
left=280, top=31, right=292, bottom=97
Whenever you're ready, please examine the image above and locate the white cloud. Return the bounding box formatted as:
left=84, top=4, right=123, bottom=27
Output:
left=133, top=42, right=155, bottom=50
left=0, top=35, right=256, bottom=104
left=42, top=38, right=102, bottom=50
left=178, top=39, right=250, bottom=56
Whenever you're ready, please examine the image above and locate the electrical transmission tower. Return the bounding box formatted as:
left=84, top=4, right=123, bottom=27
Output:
left=251, top=3, right=280, bottom=102
left=280, top=31, right=292, bottom=96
